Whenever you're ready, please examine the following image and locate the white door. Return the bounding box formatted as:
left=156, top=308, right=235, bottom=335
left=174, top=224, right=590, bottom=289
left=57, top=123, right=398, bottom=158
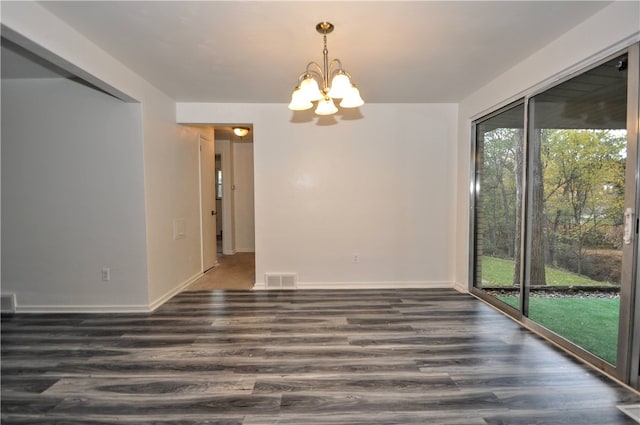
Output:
left=200, top=134, right=217, bottom=271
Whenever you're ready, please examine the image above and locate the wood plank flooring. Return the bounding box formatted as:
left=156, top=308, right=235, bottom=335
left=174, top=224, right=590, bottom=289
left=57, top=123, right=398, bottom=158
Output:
left=2, top=288, right=640, bottom=424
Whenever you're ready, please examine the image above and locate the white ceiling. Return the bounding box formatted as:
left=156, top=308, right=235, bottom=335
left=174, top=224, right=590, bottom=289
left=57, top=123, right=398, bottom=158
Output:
left=12, top=1, right=612, bottom=103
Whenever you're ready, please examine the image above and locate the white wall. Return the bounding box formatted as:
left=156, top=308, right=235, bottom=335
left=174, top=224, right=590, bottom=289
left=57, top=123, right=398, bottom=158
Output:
left=178, top=103, right=458, bottom=288
left=141, top=99, right=201, bottom=309
left=1, top=2, right=203, bottom=310
left=233, top=142, right=255, bottom=252
left=1, top=78, right=148, bottom=310
left=455, top=1, right=640, bottom=290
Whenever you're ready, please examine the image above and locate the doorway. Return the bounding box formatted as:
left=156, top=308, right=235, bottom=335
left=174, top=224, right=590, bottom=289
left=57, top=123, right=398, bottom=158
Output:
left=195, top=124, right=256, bottom=290
left=214, top=127, right=255, bottom=256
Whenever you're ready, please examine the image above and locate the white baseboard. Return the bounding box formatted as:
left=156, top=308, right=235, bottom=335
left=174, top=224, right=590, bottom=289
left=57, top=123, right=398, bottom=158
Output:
left=13, top=272, right=204, bottom=314
left=148, top=271, right=203, bottom=311
left=235, top=248, right=255, bottom=253
left=10, top=278, right=461, bottom=311
left=253, top=281, right=455, bottom=290
left=1, top=293, right=17, bottom=314
left=452, top=281, right=469, bottom=294
left=16, top=304, right=152, bottom=314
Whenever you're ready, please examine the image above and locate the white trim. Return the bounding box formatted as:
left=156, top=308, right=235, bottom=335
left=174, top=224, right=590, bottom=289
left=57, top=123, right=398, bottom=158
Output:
left=12, top=272, right=203, bottom=313
left=253, top=281, right=454, bottom=291
left=198, top=134, right=205, bottom=272
left=452, top=281, right=469, bottom=294
left=1, top=293, right=17, bottom=314
left=16, top=304, right=152, bottom=314
left=15, top=272, right=203, bottom=313
left=148, top=271, right=203, bottom=311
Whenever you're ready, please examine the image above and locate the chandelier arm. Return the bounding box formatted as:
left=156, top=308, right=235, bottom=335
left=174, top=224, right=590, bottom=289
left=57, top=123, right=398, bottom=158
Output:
left=328, top=59, right=343, bottom=73
left=296, top=67, right=324, bottom=89
left=341, top=70, right=354, bottom=80
left=305, top=61, right=324, bottom=77
left=327, top=59, right=341, bottom=81
left=327, top=60, right=356, bottom=84
left=301, top=70, right=324, bottom=87
left=295, top=72, right=307, bottom=85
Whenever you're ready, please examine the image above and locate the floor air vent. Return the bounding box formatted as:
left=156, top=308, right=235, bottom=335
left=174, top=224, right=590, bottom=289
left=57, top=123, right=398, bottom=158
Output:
left=265, top=273, right=297, bottom=290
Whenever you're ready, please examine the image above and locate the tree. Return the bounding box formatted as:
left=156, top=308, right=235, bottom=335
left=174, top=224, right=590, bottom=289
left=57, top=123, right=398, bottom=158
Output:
left=541, top=129, right=625, bottom=276
left=530, top=128, right=546, bottom=286
left=480, top=128, right=518, bottom=260
left=512, top=129, right=523, bottom=286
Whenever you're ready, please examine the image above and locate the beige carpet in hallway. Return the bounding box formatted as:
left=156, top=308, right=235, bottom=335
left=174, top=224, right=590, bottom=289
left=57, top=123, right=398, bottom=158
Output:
left=184, top=252, right=255, bottom=291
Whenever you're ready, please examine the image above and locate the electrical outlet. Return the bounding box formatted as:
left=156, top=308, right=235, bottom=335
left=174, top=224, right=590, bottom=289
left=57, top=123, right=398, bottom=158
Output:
left=352, top=254, right=360, bottom=263
left=101, top=267, right=111, bottom=282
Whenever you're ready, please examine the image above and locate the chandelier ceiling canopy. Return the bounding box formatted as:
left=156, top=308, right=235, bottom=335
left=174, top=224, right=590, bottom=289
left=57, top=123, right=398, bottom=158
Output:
left=288, top=21, right=364, bottom=116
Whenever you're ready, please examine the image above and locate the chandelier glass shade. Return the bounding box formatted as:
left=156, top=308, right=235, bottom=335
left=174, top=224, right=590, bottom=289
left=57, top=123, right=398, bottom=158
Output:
left=288, top=22, right=364, bottom=115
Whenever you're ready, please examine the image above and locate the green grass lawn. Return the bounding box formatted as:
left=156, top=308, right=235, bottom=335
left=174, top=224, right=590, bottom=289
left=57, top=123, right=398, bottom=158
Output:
left=497, top=295, right=619, bottom=365
left=480, top=256, right=613, bottom=287
left=480, top=256, right=619, bottom=365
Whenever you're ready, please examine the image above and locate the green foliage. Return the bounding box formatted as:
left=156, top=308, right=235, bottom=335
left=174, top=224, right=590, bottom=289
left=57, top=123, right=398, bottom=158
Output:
left=480, top=256, right=613, bottom=287
left=479, top=128, right=520, bottom=257
left=543, top=130, right=626, bottom=252
left=479, top=128, right=627, bottom=282
left=496, top=295, right=619, bottom=365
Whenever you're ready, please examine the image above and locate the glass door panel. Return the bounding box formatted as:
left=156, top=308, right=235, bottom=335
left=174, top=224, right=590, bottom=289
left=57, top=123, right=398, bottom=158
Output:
left=473, top=103, right=525, bottom=311
left=526, top=54, right=629, bottom=366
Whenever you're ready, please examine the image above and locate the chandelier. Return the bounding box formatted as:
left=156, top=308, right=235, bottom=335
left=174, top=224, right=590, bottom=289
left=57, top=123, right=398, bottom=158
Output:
left=288, top=21, right=364, bottom=115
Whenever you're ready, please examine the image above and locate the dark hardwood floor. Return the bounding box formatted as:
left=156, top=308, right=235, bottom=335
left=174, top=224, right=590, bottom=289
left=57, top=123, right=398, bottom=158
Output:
left=2, top=288, right=639, bottom=424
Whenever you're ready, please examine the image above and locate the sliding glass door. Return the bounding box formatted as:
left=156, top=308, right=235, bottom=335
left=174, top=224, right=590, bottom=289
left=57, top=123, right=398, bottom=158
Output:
left=471, top=44, right=639, bottom=383
left=526, top=54, right=630, bottom=368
